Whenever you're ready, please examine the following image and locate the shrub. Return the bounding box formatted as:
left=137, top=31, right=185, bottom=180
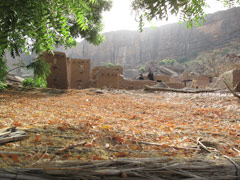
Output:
left=0, top=81, right=7, bottom=90
left=176, top=57, right=190, bottom=64
left=22, top=77, right=47, bottom=88
left=107, top=62, right=114, bottom=66
left=139, top=67, right=145, bottom=72
left=23, top=57, right=50, bottom=88
left=159, top=59, right=176, bottom=65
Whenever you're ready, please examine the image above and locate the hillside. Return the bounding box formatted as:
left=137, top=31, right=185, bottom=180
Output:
left=65, top=7, right=240, bottom=68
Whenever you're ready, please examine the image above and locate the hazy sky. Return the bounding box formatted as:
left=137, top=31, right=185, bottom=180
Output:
left=102, top=0, right=229, bottom=32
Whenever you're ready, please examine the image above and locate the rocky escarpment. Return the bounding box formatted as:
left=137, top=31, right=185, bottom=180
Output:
left=66, top=7, right=240, bottom=68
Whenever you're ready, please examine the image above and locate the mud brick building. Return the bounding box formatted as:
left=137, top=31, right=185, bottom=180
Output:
left=197, top=75, right=210, bottom=88
left=67, top=58, right=90, bottom=89
left=119, top=76, right=157, bottom=89
left=40, top=52, right=69, bottom=89
left=41, top=52, right=90, bottom=89
left=169, top=76, right=181, bottom=83
left=167, top=76, right=184, bottom=89
left=154, top=74, right=170, bottom=82
left=91, top=66, right=123, bottom=80
left=91, top=66, right=123, bottom=89
left=165, top=82, right=185, bottom=89
left=42, top=51, right=221, bottom=90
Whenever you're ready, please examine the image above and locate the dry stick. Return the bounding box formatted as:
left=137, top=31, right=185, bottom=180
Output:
left=223, top=80, right=240, bottom=100
left=0, top=151, right=24, bottom=155
left=31, top=146, right=49, bottom=167
left=144, top=85, right=218, bottom=93
left=0, top=135, right=29, bottom=145
left=132, top=140, right=197, bottom=150
left=55, top=141, right=86, bottom=154
left=191, top=138, right=212, bottom=153
left=196, top=140, right=211, bottom=153
left=224, top=155, right=240, bottom=180
left=0, top=131, right=11, bottom=138
left=165, top=169, right=205, bottom=179
left=233, top=148, right=240, bottom=154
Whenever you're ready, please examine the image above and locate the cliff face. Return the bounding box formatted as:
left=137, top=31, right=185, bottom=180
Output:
left=66, top=7, right=240, bottom=67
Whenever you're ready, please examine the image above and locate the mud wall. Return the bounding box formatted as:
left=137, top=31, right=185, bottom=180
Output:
left=95, top=69, right=120, bottom=89
left=119, top=77, right=157, bottom=89
left=197, top=75, right=210, bottom=88
left=165, top=82, right=185, bottom=89
left=40, top=52, right=69, bottom=89
left=67, top=58, right=90, bottom=89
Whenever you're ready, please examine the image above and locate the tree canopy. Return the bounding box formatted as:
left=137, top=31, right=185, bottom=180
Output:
left=1, top=0, right=239, bottom=59
left=131, top=0, right=240, bottom=30
left=0, top=0, right=112, bottom=58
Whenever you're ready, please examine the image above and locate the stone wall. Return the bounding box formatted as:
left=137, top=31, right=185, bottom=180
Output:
left=67, top=58, right=90, bottom=89
left=41, top=52, right=69, bottom=89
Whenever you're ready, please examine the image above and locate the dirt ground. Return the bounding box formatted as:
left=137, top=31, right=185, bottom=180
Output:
left=0, top=88, right=239, bottom=168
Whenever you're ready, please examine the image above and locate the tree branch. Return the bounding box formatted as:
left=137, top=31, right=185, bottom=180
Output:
left=223, top=80, right=240, bottom=100
left=1, top=65, right=27, bottom=79
left=144, top=85, right=218, bottom=93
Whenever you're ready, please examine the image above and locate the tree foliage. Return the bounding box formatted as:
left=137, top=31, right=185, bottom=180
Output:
left=26, top=58, right=51, bottom=78
left=0, top=0, right=112, bottom=58
left=159, top=59, right=176, bottom=66
left=131, top=0, right=240, bottom=30
left=0, top=58, right=7, bottom=81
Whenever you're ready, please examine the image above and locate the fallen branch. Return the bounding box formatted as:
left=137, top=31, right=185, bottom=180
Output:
left=223, top=80, right=240, bottom=100
left=0, top=135, right=29, bottom=145
left=0, top=158, right=239, bottom=179
left=0, top=127, right=28, bottom=145
left=131, top=140, right=197, bottom=150
left=144, top=85, right=218, bottom=93
left=0, top=151, right=24, bottom=155
left=224, top=156, right=240, bottom=180
left=196, top=138, right=211, bottom=153
left=56, top=141, right=87, bottom=154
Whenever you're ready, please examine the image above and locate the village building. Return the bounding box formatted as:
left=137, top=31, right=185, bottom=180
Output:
left=197, top=75, right=211, bottom=88
left=40, top=52, right=69, bottom=89
left=42, top=51, right=217, bottom=90
left=67, top=58, right=90, bottom=89
left=91, top=66, right=121, bottom=89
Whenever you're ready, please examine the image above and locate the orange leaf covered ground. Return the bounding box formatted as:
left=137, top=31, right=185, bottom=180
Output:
left=0, top=88, right=239, bottom=167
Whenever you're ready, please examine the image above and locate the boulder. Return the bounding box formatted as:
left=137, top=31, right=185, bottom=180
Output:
left=6, top=74, right=25, bottom=87
left=6, top=74, right=25, bottom=83
left=215, top=69, right=240, bottom=90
